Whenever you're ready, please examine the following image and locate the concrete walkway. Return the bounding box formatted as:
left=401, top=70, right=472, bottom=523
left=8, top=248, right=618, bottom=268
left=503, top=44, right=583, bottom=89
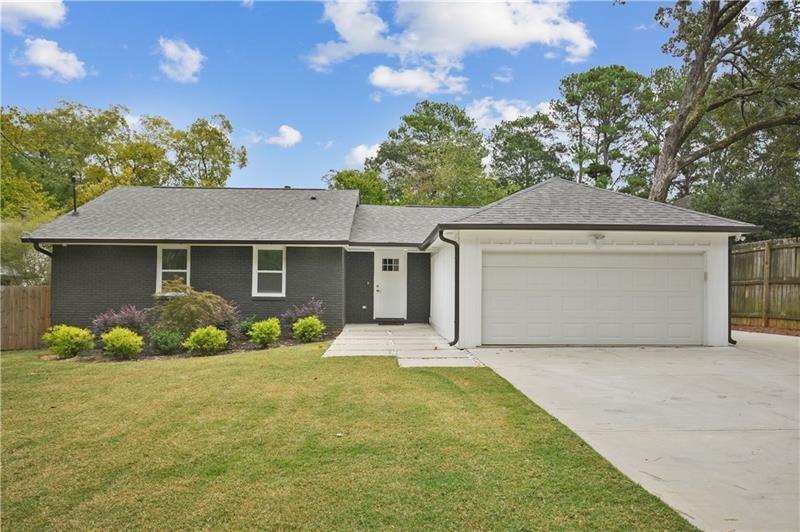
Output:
left=470, top=331, right=800, bottom=531
left=323, top=323, right=479, bottom=367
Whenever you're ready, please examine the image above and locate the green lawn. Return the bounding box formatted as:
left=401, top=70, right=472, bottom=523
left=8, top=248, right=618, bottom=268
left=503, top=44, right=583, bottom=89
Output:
left=2, top=345, right=693, bottom=530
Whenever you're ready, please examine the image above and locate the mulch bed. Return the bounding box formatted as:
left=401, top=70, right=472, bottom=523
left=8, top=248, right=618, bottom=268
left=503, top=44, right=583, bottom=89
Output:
left=733, top=325, right=800, bottom=337
left=44, top=330, right=340, bottom=363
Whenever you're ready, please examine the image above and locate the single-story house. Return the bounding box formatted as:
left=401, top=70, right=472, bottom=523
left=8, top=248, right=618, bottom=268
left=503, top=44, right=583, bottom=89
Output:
left=23, top=178, right=757, bottom=347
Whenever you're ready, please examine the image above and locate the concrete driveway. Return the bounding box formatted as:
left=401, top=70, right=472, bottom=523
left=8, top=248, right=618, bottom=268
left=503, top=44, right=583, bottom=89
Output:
left=470, top=332, right=799, bottom=532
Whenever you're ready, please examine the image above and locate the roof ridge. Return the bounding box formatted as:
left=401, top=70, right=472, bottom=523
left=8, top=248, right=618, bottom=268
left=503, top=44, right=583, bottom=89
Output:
left=452, top=177, right=559, bottom=222
left=150, top=186, right=338, bottom=191
left=564, top=179, right=755, bottom=226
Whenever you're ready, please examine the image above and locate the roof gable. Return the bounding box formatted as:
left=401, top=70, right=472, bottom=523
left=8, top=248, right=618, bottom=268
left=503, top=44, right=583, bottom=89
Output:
left=446, top=178, right=758, bottom=232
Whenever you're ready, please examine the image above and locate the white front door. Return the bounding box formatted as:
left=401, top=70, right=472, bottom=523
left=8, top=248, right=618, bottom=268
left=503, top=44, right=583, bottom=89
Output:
left=374, top=250, right=407, bottom=320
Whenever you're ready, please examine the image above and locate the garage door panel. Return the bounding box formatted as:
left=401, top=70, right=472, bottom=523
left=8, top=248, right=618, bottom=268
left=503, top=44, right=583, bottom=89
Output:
left=482, top=252, right=704, bottom=345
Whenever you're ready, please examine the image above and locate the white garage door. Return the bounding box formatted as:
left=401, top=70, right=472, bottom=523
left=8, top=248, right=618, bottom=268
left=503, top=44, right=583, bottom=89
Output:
left=482, top=252, right=705, bottom=345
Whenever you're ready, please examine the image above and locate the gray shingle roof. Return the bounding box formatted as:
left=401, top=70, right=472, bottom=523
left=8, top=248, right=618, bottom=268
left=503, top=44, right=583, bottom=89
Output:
left=349, top=205, right=477, bottom=245
left=444, top=178, right=759, bottom=232
left=26, top=186, right=359, bottom=243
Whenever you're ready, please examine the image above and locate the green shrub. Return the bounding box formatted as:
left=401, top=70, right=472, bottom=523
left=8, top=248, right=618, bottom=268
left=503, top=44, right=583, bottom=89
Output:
left=182, top=325, right=228, bottom=355
left=101, top=327, right=144, bottom=359
left=237, top=315, right=257, bottom=337
left=150, top=281, right=239, bottom=336
left=248, top=317, right=281, bottom=347
left=41, top=325, right=94, bottom=359
left=148, top=328, right=184, bottom=355
left=292, top=316, right=326, bottom=343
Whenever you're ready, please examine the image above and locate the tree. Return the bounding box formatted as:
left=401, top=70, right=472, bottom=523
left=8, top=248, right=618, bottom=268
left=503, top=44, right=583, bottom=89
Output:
left=167, top=115, right=247, bottom=187
left=689, top=124, right=800, bottom=239
left=324, top=168, right=389, bottom=204
left=488, top=113, right=571, bottom=190
left=367, top=100, right=491, bottom=204
left=649, top=0, right=800, bottom=201
left=0, top=102, right=247, bottom=213
left=550, top=65, right=646, bottom=187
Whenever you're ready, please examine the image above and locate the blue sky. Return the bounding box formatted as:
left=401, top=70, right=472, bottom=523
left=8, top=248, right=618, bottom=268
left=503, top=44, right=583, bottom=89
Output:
left=2, top=1, right=674, bottom=189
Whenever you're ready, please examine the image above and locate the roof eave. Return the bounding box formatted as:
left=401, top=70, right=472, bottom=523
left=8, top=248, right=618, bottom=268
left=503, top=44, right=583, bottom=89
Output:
left=419, top=222, right=761, bottom=250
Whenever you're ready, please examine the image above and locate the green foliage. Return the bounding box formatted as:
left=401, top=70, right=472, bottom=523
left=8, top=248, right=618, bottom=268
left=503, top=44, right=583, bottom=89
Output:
left=148, top=329, right=184, bottom=355
left=550, top=65, right=646, bottom=186
left=292, top=316, right=326, bottom=343
left=182, top=326, right=228, bottom=355
left=0, top=102, right=247, bottom=214
left=41, top=325, right=94, bottom=359
left=101, top=327, right=144, bottom=359
left=150, top=281, right=239, bottom=336
left=489, top=113, right=571, bottom=190
left=325, top=169, right=389, bottom=204
left=248, top=318, right=281, bottom=347
left=237, top=315, right=258, bottom=337
left=0, top=212, right=57, bottom=285
left=367, top=100, right=494, bottom=206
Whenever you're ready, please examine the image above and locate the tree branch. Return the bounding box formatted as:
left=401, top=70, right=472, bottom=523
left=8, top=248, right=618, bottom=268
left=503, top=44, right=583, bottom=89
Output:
left=677, top=112, right=800, bottom=170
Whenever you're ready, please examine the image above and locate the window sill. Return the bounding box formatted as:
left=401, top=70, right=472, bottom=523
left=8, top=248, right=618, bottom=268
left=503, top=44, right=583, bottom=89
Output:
left=251, top=295, right=286, bottom=301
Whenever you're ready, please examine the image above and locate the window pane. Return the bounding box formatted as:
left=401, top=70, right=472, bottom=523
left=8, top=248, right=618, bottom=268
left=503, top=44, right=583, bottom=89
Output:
left=257, top=272, right=283, bottom=294
left=161, top=270, right=187, bottom=287
left=162, top=249, right=187, bottom=270
left=258, top=249, right=283, bottom=271
left=382, top=258, right=399, bottom=272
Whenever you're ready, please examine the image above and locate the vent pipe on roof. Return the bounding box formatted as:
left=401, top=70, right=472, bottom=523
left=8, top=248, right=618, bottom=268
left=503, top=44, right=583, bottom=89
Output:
left=284, top=185, right=291, bottom=189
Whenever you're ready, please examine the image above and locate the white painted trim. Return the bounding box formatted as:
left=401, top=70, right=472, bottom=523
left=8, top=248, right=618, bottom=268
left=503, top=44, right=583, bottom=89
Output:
left=156, top=244, right=191, bottom=293
left=251, top=245, right=287, bottom=297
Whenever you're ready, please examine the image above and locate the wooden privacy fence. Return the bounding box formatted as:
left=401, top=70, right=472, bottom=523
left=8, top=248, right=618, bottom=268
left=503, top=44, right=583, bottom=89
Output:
left=731, top=237, right=800, bottom=331
left=1, top=286, right=51, bottom=350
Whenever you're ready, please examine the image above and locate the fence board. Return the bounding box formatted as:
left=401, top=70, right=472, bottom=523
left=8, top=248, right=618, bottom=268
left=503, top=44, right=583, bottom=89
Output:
left=731, top=238, right=800, bottom=331
left=1, top=286, right=51, bottom=350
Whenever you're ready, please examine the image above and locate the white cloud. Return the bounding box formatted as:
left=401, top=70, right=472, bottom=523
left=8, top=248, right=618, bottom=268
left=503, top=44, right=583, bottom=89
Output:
left=158, top=37, right=205, bottom=83
left=493, top=66, right=513, bottom=83
left=466, top=97, right=542, bottom=130
left=317, top=140, right=335, bottom=150
left=345, top=143, right=380, bottom=169
left=543, top=51, right=559, bottom=60
left=634, top=24, right=649, bottom=31
left=1, top=0, right=66, bottom=35
left=369, top=64, right=467, bottom=95
left=241, top=0, right=255, bottom=7
left=19, top=37, right=86, bottom=82
left=264, top=125, right=303, bottom=147
left=309, top=0, right=595, bottom=92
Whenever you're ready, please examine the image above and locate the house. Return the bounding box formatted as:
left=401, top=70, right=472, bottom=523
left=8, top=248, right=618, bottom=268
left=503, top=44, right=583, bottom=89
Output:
left=23, top=178, right=758, bottom=347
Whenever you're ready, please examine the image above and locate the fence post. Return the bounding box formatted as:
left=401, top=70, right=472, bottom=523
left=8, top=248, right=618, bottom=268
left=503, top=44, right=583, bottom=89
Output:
left=761, top=241, right=771, bottom=327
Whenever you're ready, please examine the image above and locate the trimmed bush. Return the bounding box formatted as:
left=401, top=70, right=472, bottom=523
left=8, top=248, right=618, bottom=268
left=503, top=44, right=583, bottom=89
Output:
left=281, top=298, right=325, bottom=329
left=182, top=325, right=228, bottom=355
left=101, top=327, right=144, bottom=359
left=237, top=315, right=257, bottom=337
left=292, top=316, right=326, bottom=343
left=248, top=318, right=281, bottom=347
left=150, top=281, right=239, bottom=336
left=148, top=328, right=184, bottom=355
left=42, top=325, right=94, bottom=359
left=91, top=305, right=148, bottom=336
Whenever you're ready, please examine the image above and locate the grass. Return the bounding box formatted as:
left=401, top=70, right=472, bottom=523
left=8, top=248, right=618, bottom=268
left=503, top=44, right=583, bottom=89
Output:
left=2, top=344, right=694, bottom=530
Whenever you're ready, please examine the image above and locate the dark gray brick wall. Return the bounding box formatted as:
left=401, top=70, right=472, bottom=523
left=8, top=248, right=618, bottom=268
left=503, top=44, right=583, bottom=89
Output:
left=344, top=251, right=430, bottom=324
left=407, top=253, right=431, bottom=323
left=191, top=246, right=346, bottom=327
left=51, top=245, right=157, bottom=327
left=51, top=245, right=346, bottom=328
left=345, top=252, right=374, bottom=323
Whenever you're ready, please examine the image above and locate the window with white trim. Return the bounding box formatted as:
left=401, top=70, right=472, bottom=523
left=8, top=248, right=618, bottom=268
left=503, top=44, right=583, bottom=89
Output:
left=157, top=245, right=190, bottom=292
left=252, top=246, right=286, bottom=297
